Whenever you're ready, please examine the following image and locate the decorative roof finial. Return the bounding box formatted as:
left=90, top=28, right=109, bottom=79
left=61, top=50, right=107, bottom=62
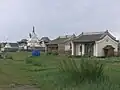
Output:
left=29, top=33, right=32, bottom=38
left=106, top=29, right=108, bottom=32
left=33, top=26, right=35, bottom=33
left=82, top=32, right=83, bottom=35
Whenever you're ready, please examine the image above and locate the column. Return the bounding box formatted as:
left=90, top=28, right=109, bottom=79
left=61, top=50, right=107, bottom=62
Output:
left=71, top=41, right=75, bottom=55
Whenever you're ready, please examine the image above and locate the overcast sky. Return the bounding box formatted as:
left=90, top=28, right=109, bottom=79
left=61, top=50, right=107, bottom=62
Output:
left=0, top=0, right=120, bottom=42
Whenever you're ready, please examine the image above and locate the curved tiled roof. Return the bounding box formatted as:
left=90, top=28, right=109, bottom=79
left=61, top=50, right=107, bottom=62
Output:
left=40, top=37, right=50, bottom=42
left=73, top=30, right=119, bottom=42
left=47, top=34, right=76, bottom=44
left=47, top=37, right=67, bottom=44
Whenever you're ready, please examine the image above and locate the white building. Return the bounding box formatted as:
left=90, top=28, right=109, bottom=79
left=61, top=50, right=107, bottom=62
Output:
left=27, top=27, right=50, bottom=51
left=1, top=42, right=19, bottom=52
left=65, top=30, right=119, bottom=57
left=27, top=27, right=42, bottom=48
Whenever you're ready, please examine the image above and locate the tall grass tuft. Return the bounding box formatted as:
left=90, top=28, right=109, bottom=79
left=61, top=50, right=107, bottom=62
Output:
left=80, top=59, right=105, bottom=82
left=58, top=58, right=105, bottom=84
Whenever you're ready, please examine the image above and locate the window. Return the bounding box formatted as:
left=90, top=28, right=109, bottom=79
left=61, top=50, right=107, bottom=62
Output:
left=70, top=43, right=72, bottom=49
left=80, top=45, right=82, bottom=52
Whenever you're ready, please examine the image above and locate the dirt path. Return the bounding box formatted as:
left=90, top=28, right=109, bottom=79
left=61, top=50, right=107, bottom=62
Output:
left=0, top=85, right=40, bottom=90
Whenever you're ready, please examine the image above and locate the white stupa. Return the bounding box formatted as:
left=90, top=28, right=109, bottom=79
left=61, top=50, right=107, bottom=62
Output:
left=27, top=26, right=41, bottom=47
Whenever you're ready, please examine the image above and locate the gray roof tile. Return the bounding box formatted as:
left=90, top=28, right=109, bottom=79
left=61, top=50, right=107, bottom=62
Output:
left=40, top=37, right=50, bottom=42
left=9, top=43, right=19, bottom=47
left=73, top=30, right=118, bottom=42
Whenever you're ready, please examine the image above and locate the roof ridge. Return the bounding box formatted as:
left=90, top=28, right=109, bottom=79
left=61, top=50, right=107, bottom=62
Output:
left=82, top=31, right=105, bottom=35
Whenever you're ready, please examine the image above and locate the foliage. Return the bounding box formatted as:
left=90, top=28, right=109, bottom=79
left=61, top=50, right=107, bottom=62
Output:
left=46, top=52, right=52, bottom=55
left=69, top=55, right=82, bottom=58
left=0, top=52, right=120, bottom=90
left=46, top=51, right=59, bottom=56
left=0, top=54, right=3, bottom=59
left=5, top=55, right=13, bottom=60
left=58, top=58, right=105, bottom=84
left=52, top=51, right=59, bottom=56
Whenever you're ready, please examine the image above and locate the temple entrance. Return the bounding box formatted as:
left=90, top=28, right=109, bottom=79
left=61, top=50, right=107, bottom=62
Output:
left=103, top=45, right=115, bottom=57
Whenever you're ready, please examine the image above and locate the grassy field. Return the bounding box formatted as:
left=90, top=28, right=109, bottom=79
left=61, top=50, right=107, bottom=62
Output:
left=0, top=52, right=120, bottom=90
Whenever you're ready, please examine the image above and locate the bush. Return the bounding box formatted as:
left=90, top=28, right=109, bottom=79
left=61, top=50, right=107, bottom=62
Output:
left=5, top=55, right=13, bottom=60
left=46, top=52, right=52, bottom=55
left=67, top=55, right=72, bottom=58
left=46, top=51, right=59, bottom=56
left=52, top=51, right=59, bottom=56
left=0, top=55, right=3, bottom=59
left=58, top=58, right=105, bottom=84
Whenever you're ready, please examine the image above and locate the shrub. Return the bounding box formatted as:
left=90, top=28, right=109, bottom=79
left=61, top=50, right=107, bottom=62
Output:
left=97, top=56, right=106, bottom=58
left=46, top=52, right=52, bottom=55
left=46, top=51, right=59, bottom=56
left=5, top=55, right=13, bottom=60
left=0, top=55, right=3, bottom=59
left=58, top=58, right=105, bottom=84
left=52, top=51, right=59, bottom=56
left=67, top=55, right=72, bottom=58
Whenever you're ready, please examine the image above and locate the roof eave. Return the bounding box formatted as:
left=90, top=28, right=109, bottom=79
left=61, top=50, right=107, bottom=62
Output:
left=73, top=40, right=95, bottom=43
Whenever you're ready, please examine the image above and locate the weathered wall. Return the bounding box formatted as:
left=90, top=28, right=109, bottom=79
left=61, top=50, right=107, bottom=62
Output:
left=58, top=43, right=65, bottom=54
left=95, top=35, right=118, bottom=57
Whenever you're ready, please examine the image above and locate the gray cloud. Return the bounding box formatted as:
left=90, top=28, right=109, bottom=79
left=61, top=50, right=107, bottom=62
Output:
left=0, top=0, right=120, bottom=42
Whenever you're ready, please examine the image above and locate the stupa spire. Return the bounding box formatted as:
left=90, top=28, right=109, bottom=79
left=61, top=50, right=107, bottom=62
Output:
left=33, top=26, right=35, bottom=33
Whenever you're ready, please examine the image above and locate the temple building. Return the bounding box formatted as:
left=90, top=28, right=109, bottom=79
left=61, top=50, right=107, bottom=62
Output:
left=27, top=26, right=41, bottom=48
left=26, top=26, right=50, bottom=51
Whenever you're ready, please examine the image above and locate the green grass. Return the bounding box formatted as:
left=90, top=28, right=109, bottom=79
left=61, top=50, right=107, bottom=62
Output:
left=7, top=51, right=31, bottom=60
left=0, top=52, right=120, bottom=89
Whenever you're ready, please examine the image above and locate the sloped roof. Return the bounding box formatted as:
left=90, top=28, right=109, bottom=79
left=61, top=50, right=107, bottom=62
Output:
left=64, top=34, right=76, bottom=43
left=47, top=34, right=76, bottom=44
left=48, top=38, right=67, bottom=44
left=20, top=39, right=28, bottom=42
left=73, top=30, right=118, bottom=42
left=9, top=43, right=19, bottom=47
left=18, top=39, right=28, bottom=44
left=73, top=33, right=104, bottom=42
left=47, top=37, right=69, bottom=44
left=40, top=37, right=50, bottom=42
